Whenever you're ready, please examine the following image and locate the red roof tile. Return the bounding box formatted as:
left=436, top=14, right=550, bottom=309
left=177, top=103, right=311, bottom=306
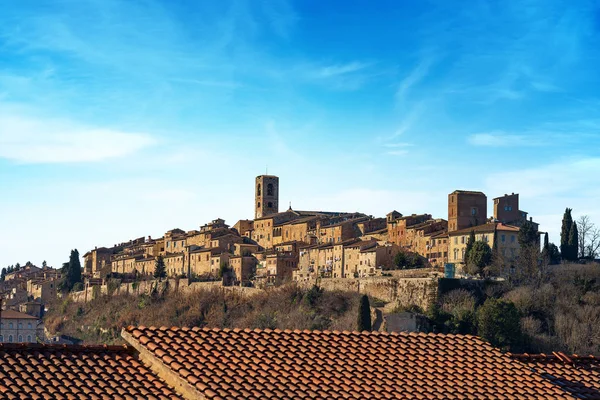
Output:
left=123, top=326, right=579, bottom=400
left=0, top=343, right=181, bottom=399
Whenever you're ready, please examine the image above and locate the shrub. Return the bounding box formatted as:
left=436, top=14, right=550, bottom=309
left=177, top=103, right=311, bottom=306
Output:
left=477, top=298, right=521, bottom=351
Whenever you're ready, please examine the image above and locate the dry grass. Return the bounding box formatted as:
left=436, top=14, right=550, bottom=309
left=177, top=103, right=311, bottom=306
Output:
left=44, top=284, right=361, bottom=344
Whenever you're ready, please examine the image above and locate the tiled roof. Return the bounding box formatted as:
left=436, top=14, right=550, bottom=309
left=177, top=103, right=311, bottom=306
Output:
left=123, top=326, right=574, bottom=400
left=0, top=343, right=181, bottom=400
left=511, top=353, right=600, bottom=399
left=449, top=222, right=520, bottom=236
left=0, top=310, right=39, bottom=319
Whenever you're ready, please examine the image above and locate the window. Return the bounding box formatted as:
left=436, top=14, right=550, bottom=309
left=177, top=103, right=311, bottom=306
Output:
left=257, top=202, right=261, bottom=208
left=8, top=335, right=13, bottom=343
left=18, top=335, right=23, bottom=342
left=9, top=323, right=13, bottom=329
left=454, top=237, right=458, bottom=244
left=27, top=335, right=32, bottom=342
left=28, top=323, right=32, bottom=329
left=257, top=184, right=261, bottom=196
left=267, top=183, right=274, bottom=196
left=501, top=234, right=506, bottom=242
left=461, top=237, right=465, bottom=244
left=471, top=207, right=477, bottom=216
left=511, top=235, right=515, bottom=243
left=267, top=202, right=273, bottom=208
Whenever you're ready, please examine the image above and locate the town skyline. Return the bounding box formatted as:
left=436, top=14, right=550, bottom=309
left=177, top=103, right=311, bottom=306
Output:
left=2, top=1, right=599, bottom=267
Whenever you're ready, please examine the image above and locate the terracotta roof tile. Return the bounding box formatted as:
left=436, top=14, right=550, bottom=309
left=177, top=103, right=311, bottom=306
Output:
left=123, top=326, right=584, bottom=400
left=0, top=343, right=181, bottom=399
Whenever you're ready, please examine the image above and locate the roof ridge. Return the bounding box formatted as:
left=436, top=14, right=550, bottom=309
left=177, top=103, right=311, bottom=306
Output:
left=0, top=342, right=134, bottom=353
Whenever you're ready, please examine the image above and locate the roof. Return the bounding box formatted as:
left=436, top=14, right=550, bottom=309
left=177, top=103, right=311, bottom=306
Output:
left=122, top=326, right=578, bottom=400
left=0, top=310, right=38, bottom=319
left=0, top=343, right=180, bottom=400
left=511, top=353, right=600, bottom=398
left=450, top=190, right=487, bottom=196
left=449, top=222, right=520, bottom=236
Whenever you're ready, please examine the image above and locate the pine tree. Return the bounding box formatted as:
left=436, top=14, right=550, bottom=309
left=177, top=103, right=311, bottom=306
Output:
left=560, top=208, right=573, bottom=260
left=154, top=255, right=167, bottom=281
left=357, top=295, right=372, bottom=332
left=518, top=221, right=537, bottom=248
left=1, top=267, right=6, bottom=282
left=569, top=221, right=579, bottom=260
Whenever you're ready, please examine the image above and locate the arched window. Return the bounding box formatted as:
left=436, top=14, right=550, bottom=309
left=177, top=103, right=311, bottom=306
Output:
left=267, top=202, right=273, bottom=208
left=257, top=184, right=261, bottom=196
left=27, top=335, right=32, bottom=342
left=8, top=335, right=13, bottom=343
left=267, top=183, right=274, bottom=196
left=257, top=202, right=261, bottom=209
left=28, top=323, right=32, bottom=329
left=18, top=335, right=22, bottom=342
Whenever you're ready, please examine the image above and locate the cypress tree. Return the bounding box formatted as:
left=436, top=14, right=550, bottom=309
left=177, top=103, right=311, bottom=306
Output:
left=569, top=221, right=579, bottom=260
left=543, top=232, right=549, bottom=248
left=357, top=295, right=372, bottom=332
left=465, top=230, right=476, bottom=261
left=154, top=255, right=167, bottom=281
left=560, top=208, right=573, bottom=260
left=1, top=267, right=6, bottom=282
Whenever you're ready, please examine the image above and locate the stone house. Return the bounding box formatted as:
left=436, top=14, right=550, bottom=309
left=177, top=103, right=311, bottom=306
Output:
left=0, top=310, right=42, bottom=343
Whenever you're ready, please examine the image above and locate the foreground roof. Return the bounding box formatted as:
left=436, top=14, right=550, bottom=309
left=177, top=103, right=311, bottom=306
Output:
left=0, top=343, right=180, bottom=400
left=123, top=326, right=575, bottom=400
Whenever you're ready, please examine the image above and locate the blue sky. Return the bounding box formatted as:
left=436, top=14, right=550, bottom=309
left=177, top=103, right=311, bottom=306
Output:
left=1, top=0, right=599, bottom=268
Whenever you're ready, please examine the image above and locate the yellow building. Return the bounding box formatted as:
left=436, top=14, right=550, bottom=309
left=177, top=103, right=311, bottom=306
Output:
left=448, top=222, right=520, bottom=270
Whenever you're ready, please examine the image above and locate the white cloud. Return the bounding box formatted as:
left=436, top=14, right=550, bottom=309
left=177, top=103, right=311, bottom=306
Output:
left=384, top=142, right=414, bottom=148
left=468, top=132, right=547, bottom=147
left=0, top=114, right=156, bottom=163
left=318, top=61, right=371, bottom=78
left=395, top=59, right=432, bottom=105
left=387, top=150, right=409, bottom=156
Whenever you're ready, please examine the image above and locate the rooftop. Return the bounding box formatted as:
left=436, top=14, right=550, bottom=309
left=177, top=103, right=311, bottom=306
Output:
left=0, top=310, right=39, bottom=319
left=449, top=222, right=520, bottom=236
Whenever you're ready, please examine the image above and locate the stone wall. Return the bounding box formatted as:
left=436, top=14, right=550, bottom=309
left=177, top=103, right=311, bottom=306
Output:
left=299, top=275, right=439, bottom=312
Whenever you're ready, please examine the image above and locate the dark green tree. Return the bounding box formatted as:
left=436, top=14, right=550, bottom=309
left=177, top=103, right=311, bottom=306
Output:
left=357, top=295, right=372, bottom=332
left=547, top=243, right=561, bottom=265
left=492, top=225, right=499, bottom=256
left=59, top=250, right=82, bottom=292
left=477, top=298, right=522, bottom=350
left=15, top=263, right=21, bottom=271
left=518, top=221, right=538, bottom=248
left=42, top=260, right=47, bottom=268
left=1, top=267, right=6, bottom=282
left=568, top=221, right=579, bottom=260
left=560, top=208, right=573, bottom=260
left=465, top=241, right=492, bottom=276
left=154, top=255, right=167, bottom=281
left=465, top=230, right=476, bottom=261
left=393, top=252, right=407, bottom=269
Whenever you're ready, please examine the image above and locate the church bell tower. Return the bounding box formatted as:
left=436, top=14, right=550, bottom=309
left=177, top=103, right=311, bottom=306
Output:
left=255, top=175, right=279, bottom=219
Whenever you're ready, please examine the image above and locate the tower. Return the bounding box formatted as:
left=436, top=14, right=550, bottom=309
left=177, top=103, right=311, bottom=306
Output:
left=255, top=175, right=279, bottom=219
left=448, top=190, right=487, bottom=232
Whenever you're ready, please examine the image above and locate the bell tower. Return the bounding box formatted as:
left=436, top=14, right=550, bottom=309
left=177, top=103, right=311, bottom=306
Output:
left=255, top=175, right=279, bottom=219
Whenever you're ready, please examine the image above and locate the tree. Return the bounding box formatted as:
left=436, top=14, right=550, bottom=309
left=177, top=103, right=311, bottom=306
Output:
left=357, top=295, right=372, bottom=332
left=1, top=267, right=6, bottom=282
left=518, top=221, right=538, bottom=248
left=42, top=260, right=47, bottom=268
left=60, top=249, right=82, bottom=292
left=568, top=221, right=579, bottom=260
left=465, top=230, right=476, bottom=261
left=465, top=241, right=492, bottom=276
left=547, top=243, right=561, bottom=265
left=477, top=298, right=522, bottom=351
left=218, top=262, right=230, bottom=278
left=560, top=208, right=573, bottom=260
left=15, top=263, right=21, bottom=271
left=576, top=215, right=600, bottom=259
left=154, top=255, right=166, bottom=281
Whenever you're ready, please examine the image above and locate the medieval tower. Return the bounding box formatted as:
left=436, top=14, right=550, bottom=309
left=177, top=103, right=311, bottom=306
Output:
left=255, top=175, right=279, bottom=219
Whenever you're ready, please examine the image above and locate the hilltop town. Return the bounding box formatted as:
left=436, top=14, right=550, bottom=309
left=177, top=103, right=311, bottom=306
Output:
left=82, top=174, right=540, bottom=287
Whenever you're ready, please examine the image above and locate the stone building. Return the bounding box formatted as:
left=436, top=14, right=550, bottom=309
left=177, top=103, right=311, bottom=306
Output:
left=493, top=193, right=539, bottom=230
left=26, top=278, right=58, bottom=303
left=0, top=310, right=42, bottom=343
left=448, top=190, right=487, bottom=232
left=448, top=222, right=520, bottom=270
left=255, top=175, right=279, bottom=219
left=83, top=247, right=113, bottom=276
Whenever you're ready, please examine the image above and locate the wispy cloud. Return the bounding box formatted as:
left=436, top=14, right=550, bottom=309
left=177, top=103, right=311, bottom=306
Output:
left=318, top=62, right=371, bottom=78
left=467, top=132, right=548, bottom=147
left=387, top=149, right=409, bottom=156
left=383, top=142, right=414, bottom=148
left=395, top=59, right=432, bottom=106
left=0, top=113, right=156, bottom=163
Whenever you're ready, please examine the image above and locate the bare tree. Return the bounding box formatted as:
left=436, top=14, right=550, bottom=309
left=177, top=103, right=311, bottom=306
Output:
left=577, top=216, right=600, bottom=259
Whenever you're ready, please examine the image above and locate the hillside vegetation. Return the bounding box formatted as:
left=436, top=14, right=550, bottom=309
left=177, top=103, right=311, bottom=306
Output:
left=45, top=285, right=361, bottom=345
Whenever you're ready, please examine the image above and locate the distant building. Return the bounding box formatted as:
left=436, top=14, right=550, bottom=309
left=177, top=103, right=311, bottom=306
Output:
left=448, top=190, right=487, bottom=232
left=0, top=310, right=43, bottom=343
